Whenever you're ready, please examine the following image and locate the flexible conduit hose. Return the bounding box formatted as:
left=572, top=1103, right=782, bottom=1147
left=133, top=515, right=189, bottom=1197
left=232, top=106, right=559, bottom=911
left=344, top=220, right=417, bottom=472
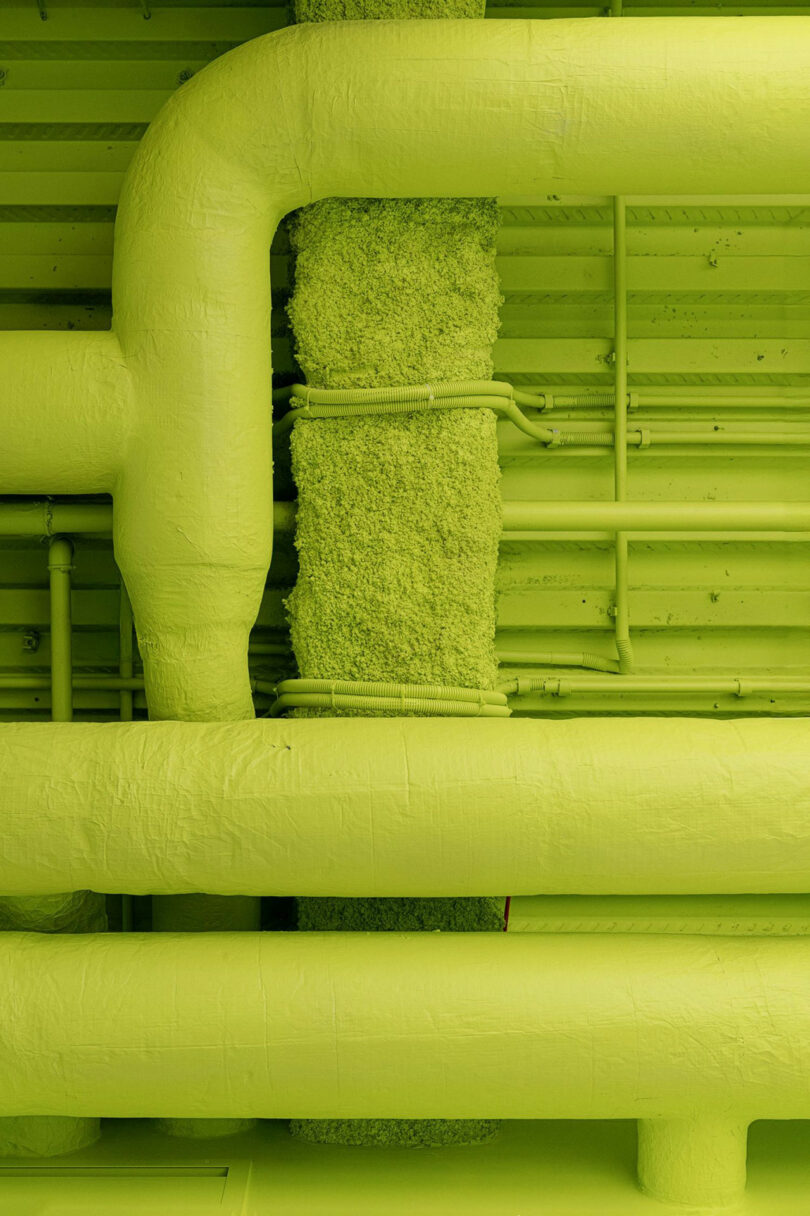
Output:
left=278, top=386, right=810, bottom=450
left=275, top=381, right=556, bottom=445
left=276, top=382, right=627, bottom=677
left=497, top=651, right=621, bottom=675
left=266, top=679, right=510, bottom=717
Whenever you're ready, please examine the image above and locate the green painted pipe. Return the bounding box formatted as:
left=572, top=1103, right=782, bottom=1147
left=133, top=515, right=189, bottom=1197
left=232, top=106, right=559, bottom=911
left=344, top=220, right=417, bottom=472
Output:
left=611, top=196, right=633, bottom=676
left=520, top=675, right=810, bottom=697
left=0, top=677, right=145, bottom=692
left=3, top=717, right=810, bottom=897
left=0, top=502, right=296, bottom=539
left=541, top=392, right=810, bottom=410
left=502, top=500, right=810, bottom=533
left=2, top=930, right=810, bottom=1132
left=118, top=584, right=134, bottom=722
left=11, top=498, right=810, bottom=540
left=3, top=18, right=810, bottom=714
left=0, top=503, right=113, bottom=537
left=47, top=538, right=73, bottom=725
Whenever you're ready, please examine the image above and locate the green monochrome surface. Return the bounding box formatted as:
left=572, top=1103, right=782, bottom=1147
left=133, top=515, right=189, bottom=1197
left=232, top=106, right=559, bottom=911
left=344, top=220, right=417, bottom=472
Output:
left=2, top=0, right=810, bottom=1211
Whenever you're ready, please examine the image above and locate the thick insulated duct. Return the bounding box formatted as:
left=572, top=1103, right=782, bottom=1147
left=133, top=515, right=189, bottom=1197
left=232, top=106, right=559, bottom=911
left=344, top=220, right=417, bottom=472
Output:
left=4, top=930, right=810, bottom=1127
left=2, top=717, right=810, bottom=897
left=0, top=893, right=106, bottom=1158
left=3, top=18, right=810, bottom=716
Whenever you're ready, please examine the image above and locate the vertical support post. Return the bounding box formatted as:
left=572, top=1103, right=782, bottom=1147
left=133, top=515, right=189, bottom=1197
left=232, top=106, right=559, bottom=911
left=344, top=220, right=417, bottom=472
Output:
left=638, top=1118, right=749, bottom=1208
left=48, top=536, right=73, bottom=723
left=118, top=580, right=134, bottom=722
left=612, top=195, right=633, bottom=674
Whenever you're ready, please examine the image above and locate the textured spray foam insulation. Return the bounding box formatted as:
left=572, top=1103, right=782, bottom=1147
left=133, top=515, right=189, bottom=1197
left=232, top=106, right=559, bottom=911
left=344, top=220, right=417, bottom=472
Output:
left=295, top=0, right=483, bottom=18
left=286, top=195, right=502, bottom=1143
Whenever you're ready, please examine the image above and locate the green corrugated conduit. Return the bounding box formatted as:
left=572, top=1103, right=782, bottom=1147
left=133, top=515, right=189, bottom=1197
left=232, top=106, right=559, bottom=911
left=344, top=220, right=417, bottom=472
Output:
left=275, top=380, right=556, bottom=443
left=277, top=383, right=810, bottom=449
left=267, top=679, right=510, bottom=717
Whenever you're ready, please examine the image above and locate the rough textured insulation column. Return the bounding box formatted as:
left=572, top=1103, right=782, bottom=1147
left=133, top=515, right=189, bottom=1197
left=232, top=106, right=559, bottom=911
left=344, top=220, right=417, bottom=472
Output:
left=0, top=893, right=106, bottom=1157
left=287, top=0, right=503, bottom=1149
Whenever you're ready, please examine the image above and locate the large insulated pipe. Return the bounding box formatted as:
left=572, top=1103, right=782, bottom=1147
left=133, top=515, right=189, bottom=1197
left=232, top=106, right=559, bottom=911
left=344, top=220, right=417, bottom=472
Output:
left=3, top=931, right=810, bottom=1134
left=4, top=18, right=810, bottom=716
left=2, top=717, right=810, bottom=896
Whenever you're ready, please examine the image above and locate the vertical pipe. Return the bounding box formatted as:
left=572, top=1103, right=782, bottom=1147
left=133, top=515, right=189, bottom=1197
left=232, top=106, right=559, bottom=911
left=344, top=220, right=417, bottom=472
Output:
left=118, top=582, right=134, bottom=954
left=48, top=537, right=73, bottom=723
left=638, top=1119, right=749, bottom=1208
left=612, top=196, right=633, bottom=674
left=118, top=581, right=134, bottom=722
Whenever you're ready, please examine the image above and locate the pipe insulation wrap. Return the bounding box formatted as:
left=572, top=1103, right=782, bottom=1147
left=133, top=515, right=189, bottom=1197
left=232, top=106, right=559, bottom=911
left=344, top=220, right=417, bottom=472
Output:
left=3, top=931, right=810, bottom=1120
left=2, top=718, right=810, bottom=896
left=3, top=20, right=810, bottom=714
left=0, top=892, right=106, bottom=1158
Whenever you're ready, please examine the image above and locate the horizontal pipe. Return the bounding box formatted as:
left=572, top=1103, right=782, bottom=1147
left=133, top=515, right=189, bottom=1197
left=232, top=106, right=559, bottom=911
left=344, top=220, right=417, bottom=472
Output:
left=0, top=332, right=130, bottom=495
left=4, top=500, right=808, bottom=540
left=502, top=500, right=810, bottom=533
left=2, top=718, right=810, bottom=896
left=0, top=502, right=296, bottom=538
left=510, top=676, right=810, bottom=697
left=2, top=674, right=805, bottom=701
left=0, top=503, right=113, bottom=536
left=543, top=392, right=810, bottom=410
left=2, top=931, right=809, bottom=1120
left=0, top=677, right=145, bottom=692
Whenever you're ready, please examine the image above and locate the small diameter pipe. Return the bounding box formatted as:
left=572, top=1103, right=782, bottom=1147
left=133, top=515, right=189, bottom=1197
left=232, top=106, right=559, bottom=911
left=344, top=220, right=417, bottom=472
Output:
left=543, top=393, right=810, bottom=411
left=502, top=675, right=810, bottom=698
left=119, top=582, right=134, bottom=722
left=48, top=537, right=73, bottom=723
left=260, top=678, right=510, bottom=718
left=277, top=383, right=810, bottom=449
left=502, top=501, right=810, bottom=533
left=0, top=676, right=144, bottom=691
left=276, top=382, right=555, bottom=445
left=552, top=427, right=810, bottom=448
left=0, top=501, right=297, bottom=538
left=4, top=500, right=809, bottom=547
left=496, top=650, right=620, bottom=675
left=0, top=502, right=112, bottom=537
left=612, top=195, right=633, bottom=676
